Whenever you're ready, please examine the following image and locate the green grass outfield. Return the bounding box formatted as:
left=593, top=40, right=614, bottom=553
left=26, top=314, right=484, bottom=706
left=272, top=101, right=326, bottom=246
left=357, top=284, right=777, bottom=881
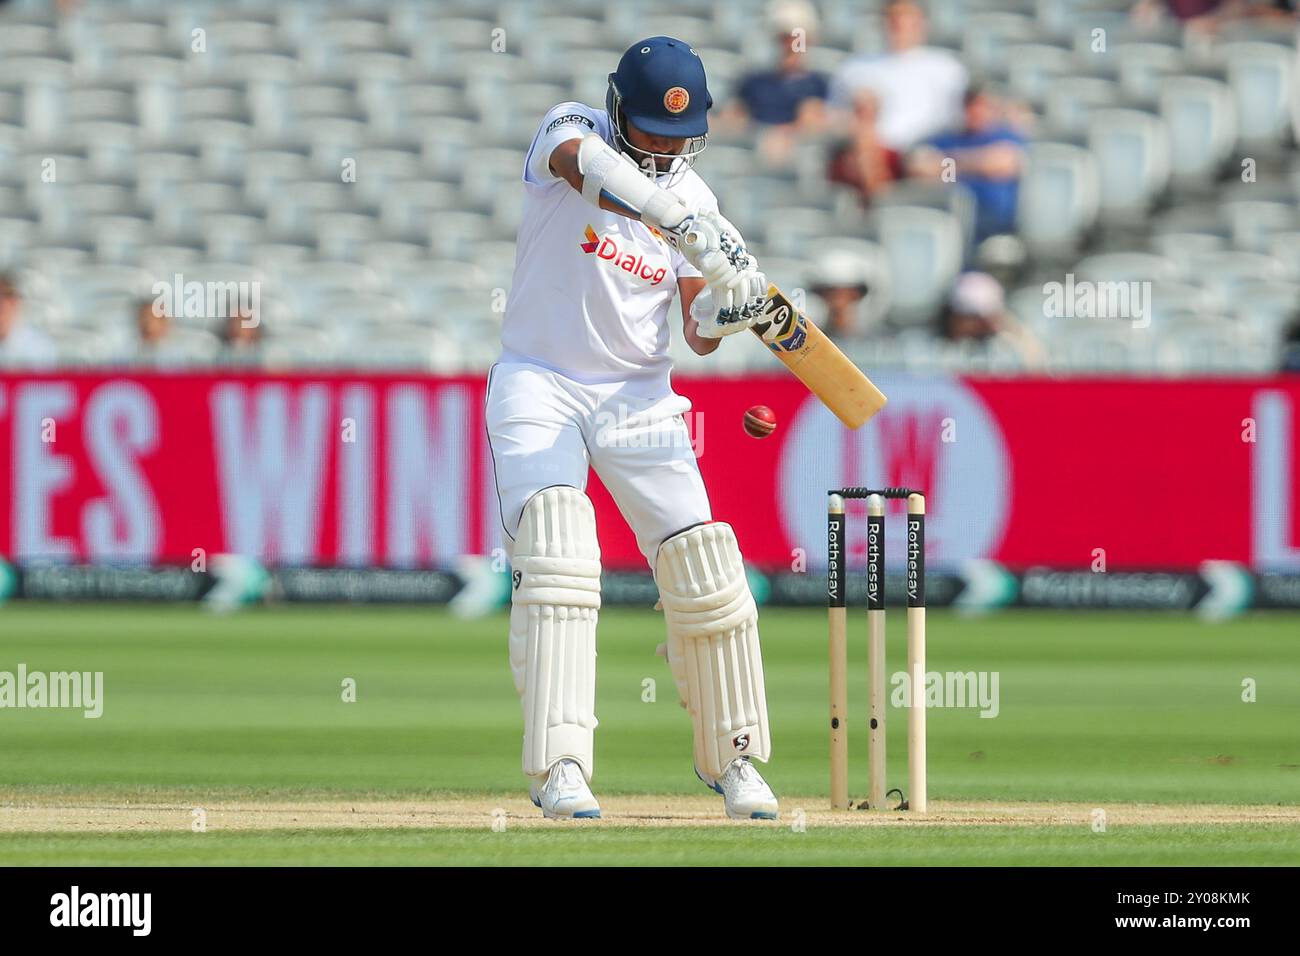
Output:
left=4, top=823, right=1298, bottom=867
left=0, top=603, right=1297, bottom=865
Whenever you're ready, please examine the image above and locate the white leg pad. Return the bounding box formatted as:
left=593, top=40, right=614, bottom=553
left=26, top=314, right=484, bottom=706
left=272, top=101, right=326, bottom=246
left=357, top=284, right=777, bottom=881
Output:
left=508, top=486, right=601, bottom=781
left=656, top=522, right=771, bottom=779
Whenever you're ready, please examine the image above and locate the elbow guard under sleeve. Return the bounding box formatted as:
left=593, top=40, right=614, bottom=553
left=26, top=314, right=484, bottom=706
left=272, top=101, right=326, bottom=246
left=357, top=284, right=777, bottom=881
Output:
left=576, top=134, right=692, bottom=231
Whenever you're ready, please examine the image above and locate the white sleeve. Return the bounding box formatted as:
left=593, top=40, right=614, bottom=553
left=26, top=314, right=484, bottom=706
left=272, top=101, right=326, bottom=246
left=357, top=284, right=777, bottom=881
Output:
left=524, top=102, right=605, bottom=186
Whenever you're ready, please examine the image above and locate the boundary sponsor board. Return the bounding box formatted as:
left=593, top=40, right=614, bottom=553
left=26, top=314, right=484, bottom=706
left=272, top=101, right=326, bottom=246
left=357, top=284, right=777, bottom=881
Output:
left=0, top=372, right=1297, bottom=574
left=0, top=559, right=1295, bottom=613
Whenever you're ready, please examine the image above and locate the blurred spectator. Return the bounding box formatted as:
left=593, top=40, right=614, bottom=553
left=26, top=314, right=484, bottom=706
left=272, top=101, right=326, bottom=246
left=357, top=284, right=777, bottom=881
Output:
left=719, top=1, right=831, bottom=167
left=807, top=247, right=884, bottom=338
left=1134, top=0, right=1228, bottom=23
left=0, top=273, right=55, bottom=367
left=1282, top=314, right=1300, bottom=373
left=729, top=1, right=829, bottom=128
left=218, top=310, right=264, bottom=365
left=907, top=86, right=1027, bottom=243
left=129, top=297, right=190, bottom=368
left=2, top=0, right=82, bottom=9
left=830, top=0, right=967, bottom=151
left=1134, top=0, right=1298, bottom=32
left=137, top=298, right=173, bottom=347
left=940, top=272, right=1046, bottom=367
left=827, top=90, right=901, bottom=205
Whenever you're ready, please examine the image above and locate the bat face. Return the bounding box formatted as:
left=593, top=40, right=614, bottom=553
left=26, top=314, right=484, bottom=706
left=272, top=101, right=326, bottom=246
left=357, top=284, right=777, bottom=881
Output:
left=752, top=285, right=887, bottom=429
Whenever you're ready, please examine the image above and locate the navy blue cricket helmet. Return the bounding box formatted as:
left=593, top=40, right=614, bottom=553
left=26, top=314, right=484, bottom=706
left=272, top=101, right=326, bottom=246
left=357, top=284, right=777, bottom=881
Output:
left=606, top=36, right=712, bottom=182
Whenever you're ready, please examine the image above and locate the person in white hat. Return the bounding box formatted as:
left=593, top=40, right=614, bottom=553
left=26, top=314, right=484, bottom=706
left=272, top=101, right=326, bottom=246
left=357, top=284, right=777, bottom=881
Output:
left=941, top=271, right=1046, bottom=368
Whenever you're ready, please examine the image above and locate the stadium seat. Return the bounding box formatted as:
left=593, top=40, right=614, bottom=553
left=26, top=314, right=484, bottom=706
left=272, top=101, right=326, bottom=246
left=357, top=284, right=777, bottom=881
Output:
left=0, top=55, right=73, bottom=87
left=460, top=148, right=528, bottom=207
left=466, top=240, right=518, bottom=291
left=1157, top=318, right=1273, bottom=374
left=0, top=0, right=1284, bottom=377
left=1087, top=109, right=1171, bottom=223
left=1115, top=42, right=1184, bottom=103
left=1220, top=41, right=1295, bottom=148
left=1158, top=75, right=1237, bottom=188
left=1220, top=200, right=1297, bottom=254
left=1060, top=13, right=1125, bottom=62
left=274, top=262, right=378, bottom=316
left=1004, top=43, right=1076, bottom=107
left=1050, top=323, right=1155, bottom=373
left=1043, top=75, right=1119, bottom=137
left=43, top=324, right=117, bottom=366
left=1006, top=283, right=1051, bottom=336
left=205, top=20, right=282, bottom=55
left=199, top=213, right=264, bottom=263
left=0, top=23, right=57, bottom=56
left=961, top=13, right=1037, bottom=77
left=1230, top=280, right=1300, bottom=337
left=868, top=205, right=963, bottom=325
left=357, top=325, right=451, bottom=371
left=378, top=182, right=458, bottom=238
left=316, top=214, right=381, bottom=262
left=693, top=144, right=754, bottom=181
left=876, top=182, right=978, bottom=254
left=136, top=243, right=203, bottom=278
left=0, top=89, right=20, bottom=126
left=764, top=207, right=846, bottom=258
left=0, top=216, right=34, bottom=265
left=84, top=211, right=149, bottom=263
left=1187, top=250, right=1288, bottom=309
left=1267, top=231, right=1300, bottom=282
left=123, top=326, right=224, bottom=368
left=429, top=211, right=495, bottom=259
left=1076, top=251, right=1179, bottom=284
left=1017, top=142, right=1100, bottom=258
left=1145, top=282, right=1214, bottom=329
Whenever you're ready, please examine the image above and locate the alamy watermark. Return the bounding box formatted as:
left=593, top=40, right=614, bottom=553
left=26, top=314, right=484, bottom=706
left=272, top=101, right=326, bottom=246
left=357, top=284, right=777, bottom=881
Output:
left=892, top=669, right=1000, bottom=718
left=591, top=405, right=705, bottom=457
left=1043, top=274, right=1151, bottom=329
left=152, top=274, right=261, bottom=326
left=0, top=664, right=103, bottom=718
left=50, top=886, right=150, bottom=936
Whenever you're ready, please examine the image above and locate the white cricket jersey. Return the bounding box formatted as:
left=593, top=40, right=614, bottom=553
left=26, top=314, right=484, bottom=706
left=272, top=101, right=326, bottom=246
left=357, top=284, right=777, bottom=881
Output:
left=501, top=101, right=718, bottom=393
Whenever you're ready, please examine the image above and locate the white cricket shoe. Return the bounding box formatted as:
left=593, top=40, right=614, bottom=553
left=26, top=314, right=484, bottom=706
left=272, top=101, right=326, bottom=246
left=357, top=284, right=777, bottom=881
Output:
left=700, top=757, right=779, bottom=820
left=529, top=759, right=602, bottom=819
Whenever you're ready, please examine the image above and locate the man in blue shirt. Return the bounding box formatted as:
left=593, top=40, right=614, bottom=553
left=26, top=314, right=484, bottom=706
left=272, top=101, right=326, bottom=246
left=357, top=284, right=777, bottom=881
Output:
left=907, top=86, right=1028, bottom=243
left=719, top=1, right=830, bottom=165
left=734, top=53, right=829, bottom=128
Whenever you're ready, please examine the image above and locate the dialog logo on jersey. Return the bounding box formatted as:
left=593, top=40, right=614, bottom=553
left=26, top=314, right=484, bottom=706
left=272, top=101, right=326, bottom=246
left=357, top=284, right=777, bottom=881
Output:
left=580, top=225, right=668, bottom=286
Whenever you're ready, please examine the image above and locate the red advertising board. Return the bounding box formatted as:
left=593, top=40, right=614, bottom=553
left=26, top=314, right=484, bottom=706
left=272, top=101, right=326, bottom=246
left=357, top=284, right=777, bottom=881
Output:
left=1, top=371, right=1297, bottom=572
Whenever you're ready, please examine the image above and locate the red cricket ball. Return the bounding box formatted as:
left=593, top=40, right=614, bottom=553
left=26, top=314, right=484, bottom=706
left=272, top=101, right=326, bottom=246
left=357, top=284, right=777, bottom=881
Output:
left=743, top=405, right=777, bottom=439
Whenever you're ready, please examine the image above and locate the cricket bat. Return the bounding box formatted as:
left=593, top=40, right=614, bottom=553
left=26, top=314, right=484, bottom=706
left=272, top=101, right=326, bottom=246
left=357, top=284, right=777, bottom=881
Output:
left=753, top=284, right=887, bottom=429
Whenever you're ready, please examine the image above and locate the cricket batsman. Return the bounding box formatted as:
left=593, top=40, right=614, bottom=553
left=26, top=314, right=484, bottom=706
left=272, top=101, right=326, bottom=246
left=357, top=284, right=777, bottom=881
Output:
left=486, top=36, right=780, bottom=820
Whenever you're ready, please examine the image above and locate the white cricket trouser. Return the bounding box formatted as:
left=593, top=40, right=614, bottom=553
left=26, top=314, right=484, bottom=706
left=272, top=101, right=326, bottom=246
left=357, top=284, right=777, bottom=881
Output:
left=485, top=360, right=712, bottom=567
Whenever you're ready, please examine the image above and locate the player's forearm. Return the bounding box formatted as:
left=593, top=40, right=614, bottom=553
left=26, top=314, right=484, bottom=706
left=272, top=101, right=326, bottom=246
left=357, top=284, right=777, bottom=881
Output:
left=685, top=319, right=722, bottom=355
left=680, top=278, right=721, bottom=355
